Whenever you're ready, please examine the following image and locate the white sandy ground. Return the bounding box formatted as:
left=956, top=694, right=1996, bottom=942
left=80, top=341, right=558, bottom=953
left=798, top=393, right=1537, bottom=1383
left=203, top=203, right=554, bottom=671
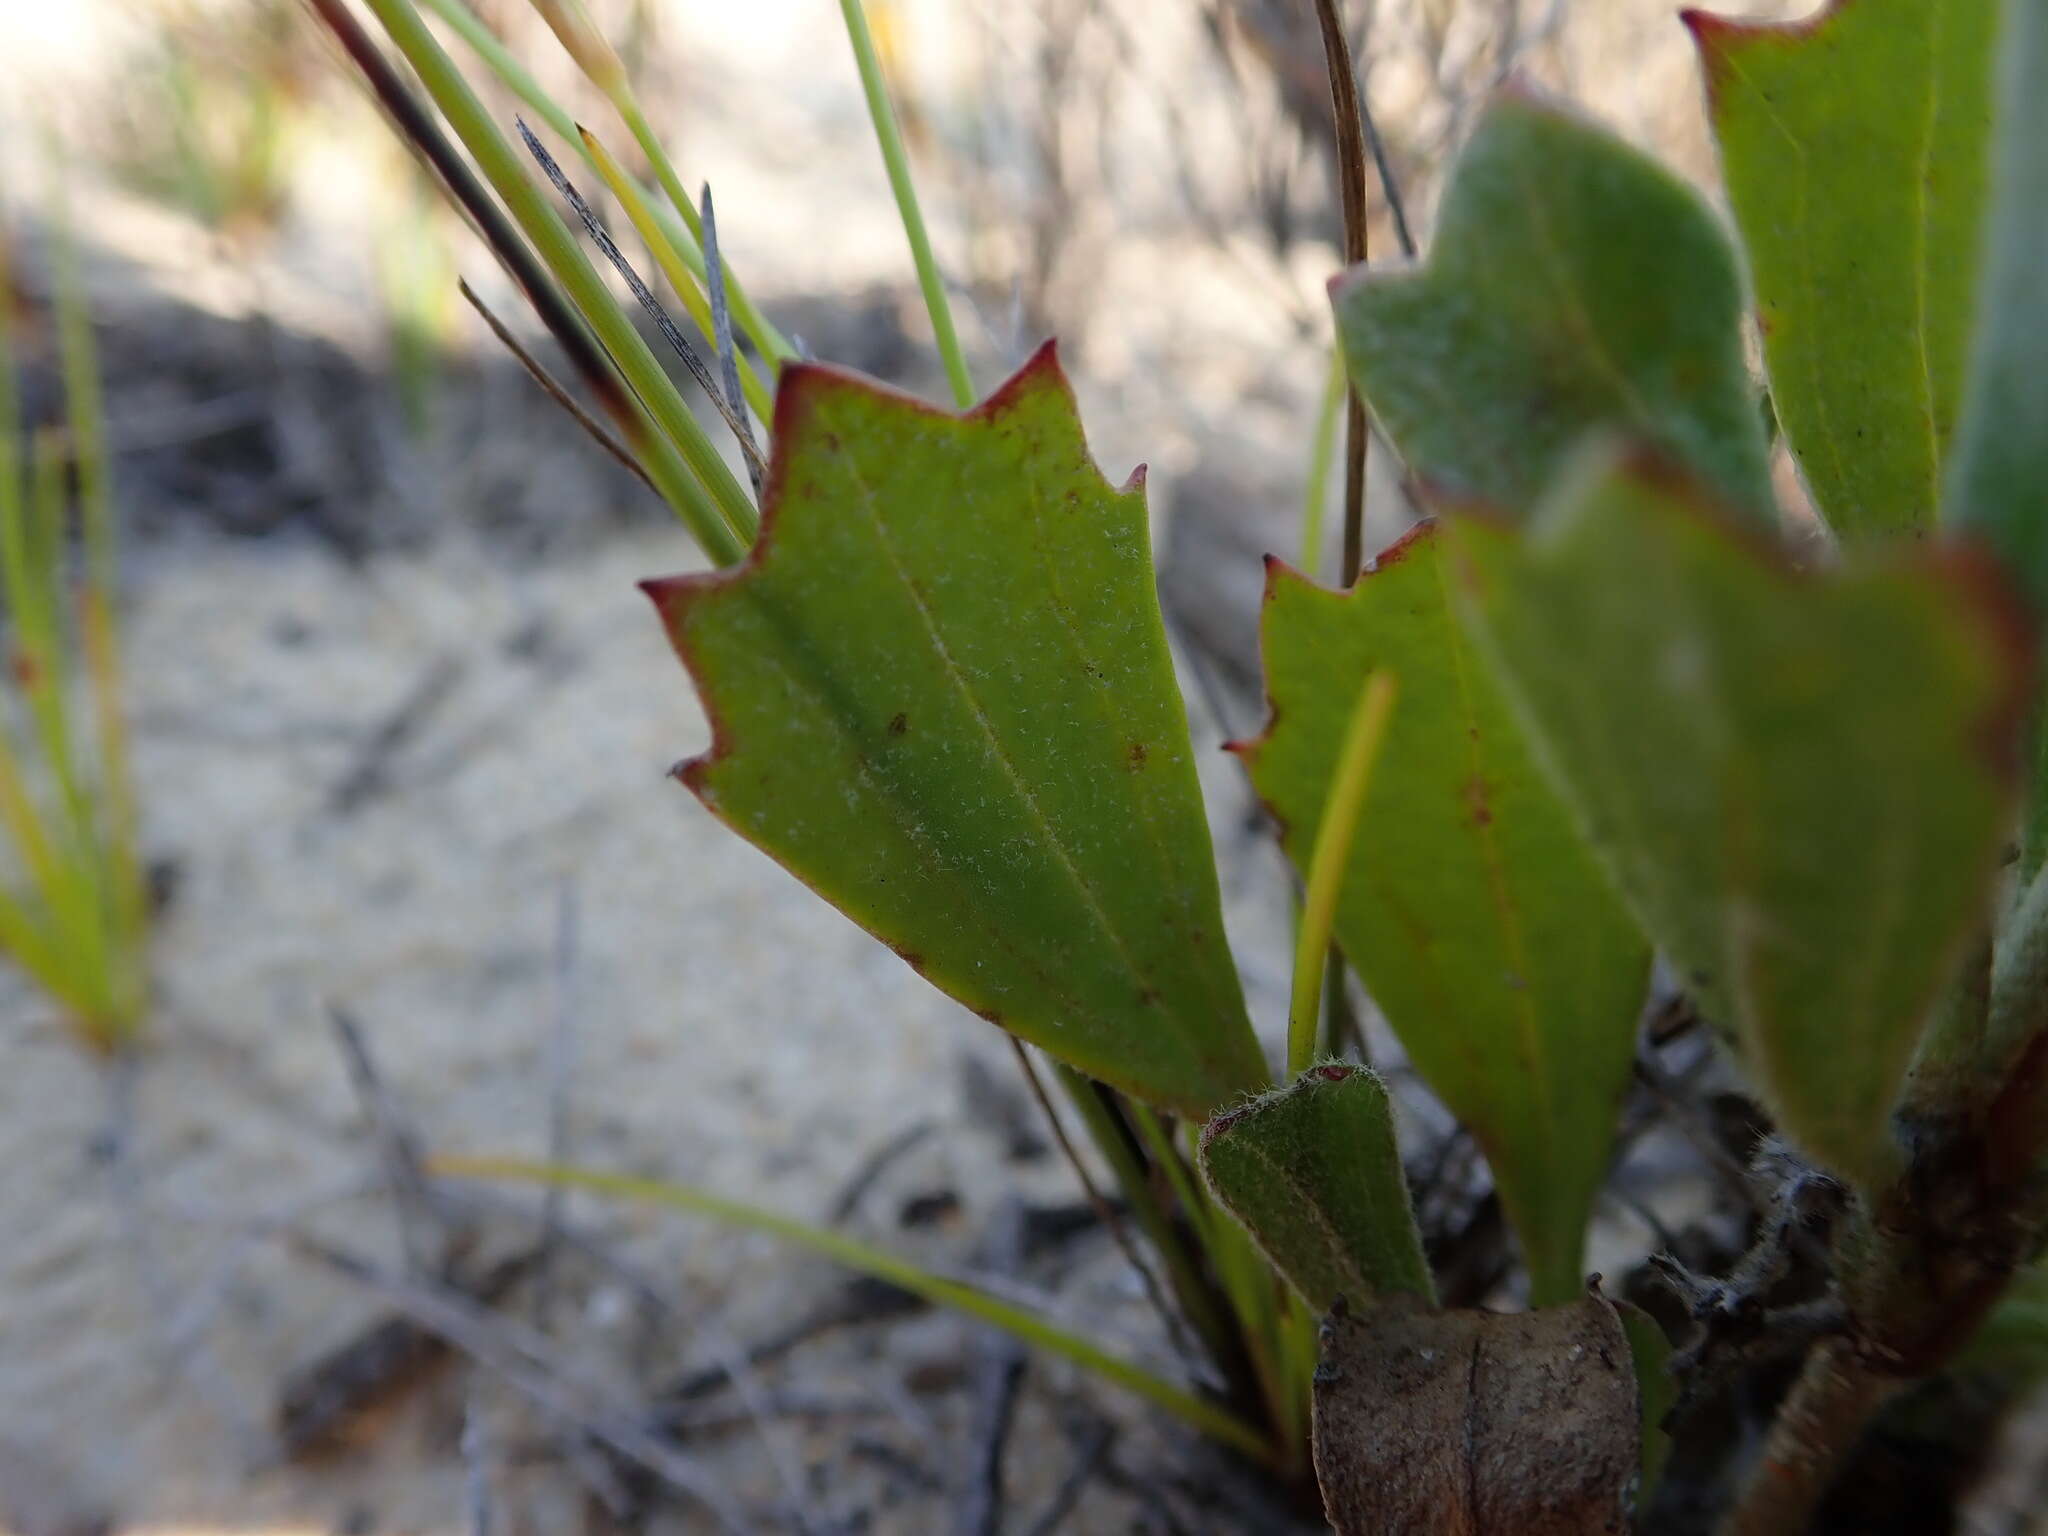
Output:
left=0, top=514, right=1317, bottom=1533
left=2, top=0, right=1966, bottom=1529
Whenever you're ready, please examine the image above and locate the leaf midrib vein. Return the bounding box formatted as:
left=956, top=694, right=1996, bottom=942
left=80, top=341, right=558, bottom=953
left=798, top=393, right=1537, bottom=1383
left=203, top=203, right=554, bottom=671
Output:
left=1017, top=451, right=1244, bottom=1033
left=1429, top=548, right=1560, bottom=1152
left=833, top=428, right=1178, bottom=1038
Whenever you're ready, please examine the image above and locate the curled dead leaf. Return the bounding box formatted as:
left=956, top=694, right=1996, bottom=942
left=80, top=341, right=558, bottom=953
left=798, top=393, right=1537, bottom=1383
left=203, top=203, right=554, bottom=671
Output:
left=1312, top=1290, right=1640, bottom=1535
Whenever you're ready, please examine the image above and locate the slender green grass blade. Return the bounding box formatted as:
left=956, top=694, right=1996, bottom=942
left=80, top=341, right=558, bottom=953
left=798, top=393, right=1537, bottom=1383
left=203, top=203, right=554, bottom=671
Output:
left=418, top=0, right=793, bottom=364
left=1301, top=346, right=1344, bottom=575
left=836, top=0, right=973, bottom=407
left=1286, top=669, right=1395, bottom=1078
left=53, top=199, right=147, bottom=1033
left=576, top=126, right=772, bottom=422
left=432, top=1154, right=1274, bottom=1462
left=614, top=89, right=791, bottom=367
left=357, top=0, right=755, bottom=561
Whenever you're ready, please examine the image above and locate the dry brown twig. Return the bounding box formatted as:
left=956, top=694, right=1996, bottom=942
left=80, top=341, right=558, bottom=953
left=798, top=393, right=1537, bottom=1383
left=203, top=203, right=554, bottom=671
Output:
left=288, top=1232, right=753, bottom=1531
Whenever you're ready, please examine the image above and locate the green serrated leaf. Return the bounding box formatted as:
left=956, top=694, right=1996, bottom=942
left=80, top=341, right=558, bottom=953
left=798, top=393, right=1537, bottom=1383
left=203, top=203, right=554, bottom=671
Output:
left=1449, top=444, right=2028, bottom=1188
left=1945, top=0, right=2048, bottom=611
left=1332, top=90, right=1773, bottom=527
left=1236, top=524, right=1648, bottom=1304
left=646, top=345, right=1269, bottom=1120
left=1199, top=1063, right=1433, bottom=1313
left=1613, top=1299, right=1675, bottom=1509
left=1688, top=0, right=1997, bottom=542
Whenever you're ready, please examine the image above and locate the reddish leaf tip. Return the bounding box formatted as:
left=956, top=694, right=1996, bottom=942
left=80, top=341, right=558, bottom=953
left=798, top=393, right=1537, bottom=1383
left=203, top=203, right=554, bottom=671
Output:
left=1199, top=1100, right=1250, bottom=1147
left=1328, top=263, right=1371, bottom=302
left=1260, top=553, right=1310, bottom=604
left=1364, top=519, right=1438, bottom=574
left=1681, top=2, right=1839, bottom=108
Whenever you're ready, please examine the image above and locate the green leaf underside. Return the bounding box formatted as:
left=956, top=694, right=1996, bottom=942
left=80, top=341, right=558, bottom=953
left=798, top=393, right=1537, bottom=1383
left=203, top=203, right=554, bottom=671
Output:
left=1689, top=0, right=1996, bottom=542
left=1333, top=90, right=1774, bottom=527
left=1945, top=0, right=2048, bottom=612
left=1199, top=1064, right=1434, bottom=1313
left=648, top=345, right=1268, bottom=1120
left=1614, top=1299, right=1676, bottom=1506
left=1237, top=524, right=1648, bottom=1304
left=1450, top=445, right=2027, bottom=1187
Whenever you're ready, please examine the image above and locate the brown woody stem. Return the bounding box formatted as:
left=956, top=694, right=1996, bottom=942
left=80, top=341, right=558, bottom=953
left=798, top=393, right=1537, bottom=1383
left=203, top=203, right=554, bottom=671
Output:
left=1719, top=1340, right=1900, bottom=1536
left=1308, top=0, right=1371, bottom=586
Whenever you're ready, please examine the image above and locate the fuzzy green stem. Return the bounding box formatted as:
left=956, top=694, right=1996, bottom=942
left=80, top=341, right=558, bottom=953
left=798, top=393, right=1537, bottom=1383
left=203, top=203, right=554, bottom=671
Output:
left=836, top=0, right=974, bottom=408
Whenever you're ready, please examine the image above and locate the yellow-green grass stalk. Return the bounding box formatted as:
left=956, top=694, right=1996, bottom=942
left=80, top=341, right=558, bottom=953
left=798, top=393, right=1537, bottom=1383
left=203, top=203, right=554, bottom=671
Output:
left=416, top=0, right=793, bottom=367
left=432, top=1154, right=1275, bottom=1464
left=55, top=215, right=146, bottom=1036
left=1287, top=669, right=1398, bottom=1077
left=836, top=0, right=974, bottom=408
left=1300, top=344, right=1346, bottom=576
left=577, top=126, right=772, bottom=423
left=0, top=210, right=149, bottom=1050
left=354, top=0, right=756, bottom=562
left=311, top=0, right=726, bottom=556
left=555, top=5, right=795, bottom=372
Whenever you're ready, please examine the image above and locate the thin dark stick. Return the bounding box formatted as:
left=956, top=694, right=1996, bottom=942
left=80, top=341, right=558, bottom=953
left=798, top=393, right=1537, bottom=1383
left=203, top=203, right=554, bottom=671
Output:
left=701, top=1329, right=828, bottom=1534
left=329, top=653, right=465, bottom=817
left=515, top=119, right=766, bottom=488
left=956, top=1197, right=1029, bottom=1536
left=288, top=1234, right=752, bottom=1532
left=1006, top=1040, right=1202, bottom=1367
left=1020, top=1413, right=1114, bottom=1536
left=302, top=0, right=644, bottom=456
left=328, top=1004, right=438, bottom=1276
left=827, top=1120, right=937, bottom=1224
left=462, top=1374, right=493, bottom=1536
left=654, top=1278, right=926, bottom=1410
left=103, top=1051, right=266, bottom=1458
left=699, top=184, right=764, bottom=498
left=1310, top=0, right=1372, bottom=586
left=458, top=279, right=654, bottom=491
left=1357, top=91, right=1416, bottom=260
left=533, top=879, right=579, bottom=1328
